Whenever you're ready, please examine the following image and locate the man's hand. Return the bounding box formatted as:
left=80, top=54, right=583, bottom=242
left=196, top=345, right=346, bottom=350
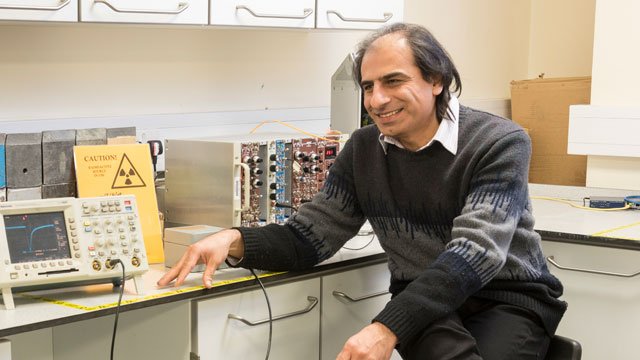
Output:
left=336, top=322, right=398, bottom=360
left=157, top=229, right=244, bottom=288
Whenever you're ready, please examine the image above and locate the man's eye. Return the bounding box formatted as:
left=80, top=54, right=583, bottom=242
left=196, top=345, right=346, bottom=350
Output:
left=362, top=85, right=373, bottom=92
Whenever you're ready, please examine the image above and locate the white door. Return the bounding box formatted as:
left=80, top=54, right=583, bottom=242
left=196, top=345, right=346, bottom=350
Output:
left=210, top=0, right=315, bottom=28
left=193, top=278, right=321, bottom=360
left=542, top=240, right=640, bottom=360
left=0, top=0, right=77, bottom=21
left=316, top=0, right=403, bottom=30
left=80, top=0, right=207, bottom=24
left=321, top=262, right=401, bottom=360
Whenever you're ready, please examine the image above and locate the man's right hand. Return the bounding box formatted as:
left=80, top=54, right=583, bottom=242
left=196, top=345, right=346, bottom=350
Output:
left=156, top=228, right=244, bottom=288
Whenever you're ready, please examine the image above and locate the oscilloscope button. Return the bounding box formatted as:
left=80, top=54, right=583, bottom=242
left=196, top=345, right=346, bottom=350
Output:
left=23, top=264, right=29, bottom=269
left=4, top=260, right=9, bottom=265
left=32, top=263, right=38, bottom=269
left=115, top=200, right=121, bottom=206
left=108, top=201, right=114, bottom=206
left=74, top=254, right=81, bottom=258
left=109, top=206, right=115, bottom=212
left=70, top=225, right=76, bottom=230
left=10, top=273, right=17, bottom=280
left=68, top=218, right=75, bottom=223
left=50, top=261, right=56, bottom=267
left=41, top=263, right=46, bottom=268
left=73, top=245, right=79, bottom=251
left=58, top=261, right=64, bottom=266
left=14, top=265, right=20, bottom=270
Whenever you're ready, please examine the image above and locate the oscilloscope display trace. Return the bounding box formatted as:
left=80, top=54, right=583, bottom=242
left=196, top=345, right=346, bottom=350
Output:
left=3, top=211, right=71, bottom=264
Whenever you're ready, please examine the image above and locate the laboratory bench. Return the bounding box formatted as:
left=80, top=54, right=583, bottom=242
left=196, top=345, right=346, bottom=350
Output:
left=1, top=183, right=639, bottom=360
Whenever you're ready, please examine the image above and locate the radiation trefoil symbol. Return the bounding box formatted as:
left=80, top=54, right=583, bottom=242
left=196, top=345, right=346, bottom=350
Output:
left=111, top=153, right=147, bottom=189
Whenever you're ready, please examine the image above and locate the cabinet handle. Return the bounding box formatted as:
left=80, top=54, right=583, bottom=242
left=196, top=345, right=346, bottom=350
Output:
left=0, top=0, right=70, bottom=11
left=326, top=10, right=393, bottom=23
left=94, top=0, right=189, bottom=14
left=228, top=296, right=318, bottom=326
left=236, top=5, right=313, bottom=20
left=547, top=256, right=640, bottom=278
left=332, top=290, right=389, bottom=302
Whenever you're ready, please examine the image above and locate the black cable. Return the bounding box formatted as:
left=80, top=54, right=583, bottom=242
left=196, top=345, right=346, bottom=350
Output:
left=275, top=203, right=298, bottom=212
left=342, top=234, right=376, bottom=251
left=109, top=259, right=126, bottom=360
left=249, top=268, right=272, bottom=360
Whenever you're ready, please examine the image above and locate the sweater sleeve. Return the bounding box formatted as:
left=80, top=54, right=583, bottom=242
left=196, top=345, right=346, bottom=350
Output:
left=235, top=137, right=367, bottom=271
left=373, top=130, right=532, bottom=345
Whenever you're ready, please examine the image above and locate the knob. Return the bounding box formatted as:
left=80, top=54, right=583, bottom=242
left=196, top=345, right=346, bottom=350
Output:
left=270, top=183, right=278, bottom=190
left=295, top=151, right=305, bottom=159
left=303, top=167, right=310, bottom=173
left=252, top=155, right=263, bottom=163
left=269, top=165, right=278, bottom=172
left=309, top=153, right=320, bottom=162
left=252, top=180, right=264, bottom=188
left=251, top=168, right=263, bottom=175
left=269, top=154, right=277, bottom=161
left=269, top=193, right=277, bottom=200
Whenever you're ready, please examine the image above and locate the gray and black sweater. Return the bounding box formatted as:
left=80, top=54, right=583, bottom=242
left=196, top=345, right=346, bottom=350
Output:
left=236, top=105, right=567, bottom=345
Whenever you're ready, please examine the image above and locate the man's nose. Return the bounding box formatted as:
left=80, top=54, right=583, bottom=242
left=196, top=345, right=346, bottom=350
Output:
left=369, top=85, right=390, bottom=109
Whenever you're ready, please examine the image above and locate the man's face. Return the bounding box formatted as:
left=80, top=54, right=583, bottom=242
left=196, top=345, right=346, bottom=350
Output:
left=360, top=33, right=443, bottom=150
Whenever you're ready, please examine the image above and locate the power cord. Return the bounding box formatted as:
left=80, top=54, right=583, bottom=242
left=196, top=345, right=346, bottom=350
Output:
left=108, top=259, right=125, bottom=360
left=249, top=268, right=272, bottom=360
left=275, top=203, right=298, bottom=212
left=342, top=232, right=376, bottom=251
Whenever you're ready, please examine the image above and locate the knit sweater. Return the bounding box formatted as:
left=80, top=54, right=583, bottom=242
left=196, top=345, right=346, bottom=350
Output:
left=236, top=105, right=567, bottom=346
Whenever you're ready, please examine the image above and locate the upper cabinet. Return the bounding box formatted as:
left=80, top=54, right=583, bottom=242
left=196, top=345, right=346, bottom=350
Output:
left=316, top=0, right=403, bottom=30
left=210, top=0, right=315, bottom=28
left=0, top=0, right=403, bottom=28
left=80, top=0, right=208, bottom=25
left=0, top=0, right=78, bottom=22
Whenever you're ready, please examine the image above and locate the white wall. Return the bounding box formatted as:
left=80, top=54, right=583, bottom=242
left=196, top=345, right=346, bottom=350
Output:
left=404, top=0, right=531, bottom=100
left=585, top=0, right=640, bottom=189
left=528, top=0, right=595, bottom=78
left=0, top=0, right=533, bottom=124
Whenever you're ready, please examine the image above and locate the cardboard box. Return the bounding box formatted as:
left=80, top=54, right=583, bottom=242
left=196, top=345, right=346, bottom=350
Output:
left=510, top=77, right=591, bottom=186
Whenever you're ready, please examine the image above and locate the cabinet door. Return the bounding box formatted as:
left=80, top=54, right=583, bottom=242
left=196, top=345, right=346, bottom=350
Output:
left=542, top=240, right=640, bottom=360
left=210, top=0, right=315, bottom=28
left=80, top=0, right=207, bottom=24
left=0, top=0, right=77, bottom=22
left=52, top=301, right=191, bottom=360
left=316, top=0, right=403, bottom=30
left=193, top=278, right=320, bottom=360
left=321, top=263, right=401, bottom=360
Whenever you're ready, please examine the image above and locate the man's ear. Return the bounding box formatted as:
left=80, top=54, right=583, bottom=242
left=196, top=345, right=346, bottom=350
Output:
left=431, top=76, right=444, bottom=96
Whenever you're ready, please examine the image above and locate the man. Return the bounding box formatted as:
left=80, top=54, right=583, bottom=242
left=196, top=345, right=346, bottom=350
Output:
left=158, top=23, right=566, bottom=360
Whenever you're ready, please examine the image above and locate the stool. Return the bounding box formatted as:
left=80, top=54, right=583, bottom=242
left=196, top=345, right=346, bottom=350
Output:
left=544, top=335, right=582, bottom=360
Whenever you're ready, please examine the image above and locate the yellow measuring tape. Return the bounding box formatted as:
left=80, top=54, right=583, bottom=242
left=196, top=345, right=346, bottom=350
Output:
left=591, top=221, right=640, bottom=240
left=19, top=271, right=286, bottom=311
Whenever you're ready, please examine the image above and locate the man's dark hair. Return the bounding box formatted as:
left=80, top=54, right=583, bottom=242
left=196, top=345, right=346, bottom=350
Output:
left=353, top=23, right=462, bottom=123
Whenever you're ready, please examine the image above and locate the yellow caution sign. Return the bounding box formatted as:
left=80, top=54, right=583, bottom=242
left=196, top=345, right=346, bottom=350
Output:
left=112, top=154, right=147, bottom=189
left=74, top=144, right=164, bottom=263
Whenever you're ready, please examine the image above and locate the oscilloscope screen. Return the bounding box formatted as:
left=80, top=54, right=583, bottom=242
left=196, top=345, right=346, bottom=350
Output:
left=3, top=211, right=72, bottom=264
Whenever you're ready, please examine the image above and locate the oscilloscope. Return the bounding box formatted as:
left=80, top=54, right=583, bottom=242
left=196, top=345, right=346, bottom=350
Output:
left=0, top=195, right=149, bottom=310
